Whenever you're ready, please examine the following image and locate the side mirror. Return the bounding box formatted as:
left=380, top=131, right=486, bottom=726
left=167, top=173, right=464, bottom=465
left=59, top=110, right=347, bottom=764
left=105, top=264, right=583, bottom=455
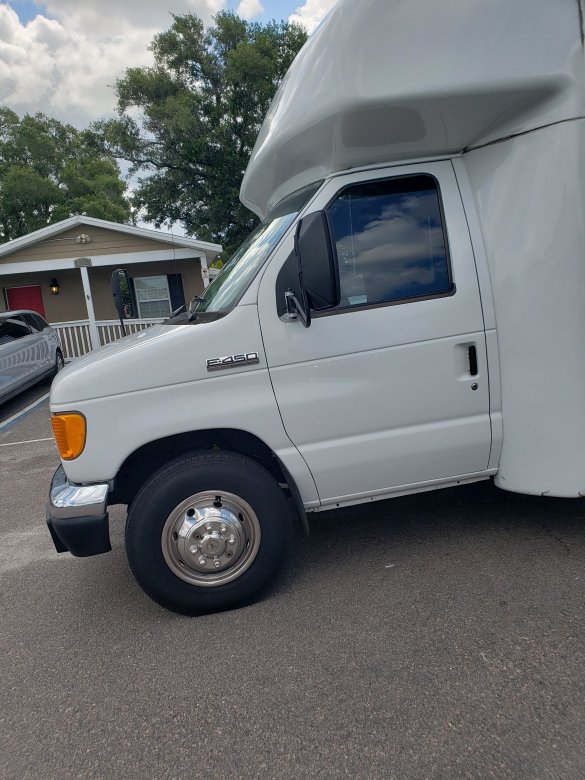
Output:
left=284, top=211, right=340, bottom=327
left=111, top=268, right=129, bottom=335
left=296, top=211, right=340, bottom=311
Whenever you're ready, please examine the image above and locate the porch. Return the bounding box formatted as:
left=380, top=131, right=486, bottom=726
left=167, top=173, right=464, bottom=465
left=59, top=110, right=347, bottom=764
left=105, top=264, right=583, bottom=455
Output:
left=52, top=317, right=165, bottom=360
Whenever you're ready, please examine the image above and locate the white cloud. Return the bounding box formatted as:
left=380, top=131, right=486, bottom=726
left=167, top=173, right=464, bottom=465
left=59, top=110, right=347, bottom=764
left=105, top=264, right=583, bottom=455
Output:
left=0, top=0, right=226, bottom=126
left=288, top=0, right=339, bottom=33
left=236, top=0, right=264, bottom=21
left=39, top=0, right=225, bottom=37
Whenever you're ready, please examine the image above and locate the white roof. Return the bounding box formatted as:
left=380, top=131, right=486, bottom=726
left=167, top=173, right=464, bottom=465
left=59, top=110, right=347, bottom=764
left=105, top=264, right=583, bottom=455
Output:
left=0, top=215, right=222, bottom=260
left=241, top=0, right=585, bottom=219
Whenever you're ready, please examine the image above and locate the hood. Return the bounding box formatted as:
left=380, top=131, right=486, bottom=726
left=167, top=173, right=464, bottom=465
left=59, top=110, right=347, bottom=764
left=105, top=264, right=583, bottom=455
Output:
left=51, top=306, right=266, bottom=406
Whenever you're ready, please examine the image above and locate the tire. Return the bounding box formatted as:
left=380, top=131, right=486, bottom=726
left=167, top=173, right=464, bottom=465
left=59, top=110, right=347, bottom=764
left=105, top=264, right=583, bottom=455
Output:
left=125, top=450, right=292, bottom=615
left=53, top=350, right=64, bottom=377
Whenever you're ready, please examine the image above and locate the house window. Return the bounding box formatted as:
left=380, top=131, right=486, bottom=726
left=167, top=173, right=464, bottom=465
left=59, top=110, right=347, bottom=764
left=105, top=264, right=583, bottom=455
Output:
left=134, top=276, right=172, bottom=318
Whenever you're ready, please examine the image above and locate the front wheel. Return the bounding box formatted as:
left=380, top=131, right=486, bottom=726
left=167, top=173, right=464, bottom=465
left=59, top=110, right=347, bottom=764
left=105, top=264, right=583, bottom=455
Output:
left=125, top=451, right=292, bottom=615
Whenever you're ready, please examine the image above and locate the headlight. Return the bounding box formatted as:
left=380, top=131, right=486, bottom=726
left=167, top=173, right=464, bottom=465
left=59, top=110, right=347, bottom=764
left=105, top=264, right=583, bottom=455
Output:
left=51, top=413, right=87, bottom=460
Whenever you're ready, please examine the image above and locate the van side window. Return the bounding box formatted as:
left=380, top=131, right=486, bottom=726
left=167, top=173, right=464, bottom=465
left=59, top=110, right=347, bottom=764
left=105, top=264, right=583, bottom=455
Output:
left=327, top=175, right=452, bottom=310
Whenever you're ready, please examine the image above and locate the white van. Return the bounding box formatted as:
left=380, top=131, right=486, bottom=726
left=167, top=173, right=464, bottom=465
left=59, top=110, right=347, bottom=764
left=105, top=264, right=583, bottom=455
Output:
left=46, top=0, right=585, bottom=613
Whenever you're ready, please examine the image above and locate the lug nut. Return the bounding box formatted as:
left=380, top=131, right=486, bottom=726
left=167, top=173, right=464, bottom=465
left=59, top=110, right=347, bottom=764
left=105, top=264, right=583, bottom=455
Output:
left=198, top=556, right=206, bottom=566
left=206, top=523, right=212, bottom=532
left=220, top=525, right=227, bottom=534
left=190, top=544, right=199, bottom=555
left=228, top=536, right=236, bottom=545
left=214, top=560, right=221, bottom=568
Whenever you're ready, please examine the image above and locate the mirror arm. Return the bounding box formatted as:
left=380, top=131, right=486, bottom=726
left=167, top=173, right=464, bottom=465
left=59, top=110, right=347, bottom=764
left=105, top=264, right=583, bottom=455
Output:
left=283, top=289, right=311, bottom=328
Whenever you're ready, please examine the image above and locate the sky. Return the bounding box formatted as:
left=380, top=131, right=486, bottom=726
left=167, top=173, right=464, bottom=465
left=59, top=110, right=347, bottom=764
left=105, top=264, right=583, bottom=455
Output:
left=0, top=0, right=339, bottom=127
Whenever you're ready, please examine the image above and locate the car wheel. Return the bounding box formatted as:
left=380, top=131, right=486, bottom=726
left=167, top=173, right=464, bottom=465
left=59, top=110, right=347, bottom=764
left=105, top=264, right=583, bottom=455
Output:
left=125, top=451, right=292, bottom=615
left=53, top=350, right=64, bottom=376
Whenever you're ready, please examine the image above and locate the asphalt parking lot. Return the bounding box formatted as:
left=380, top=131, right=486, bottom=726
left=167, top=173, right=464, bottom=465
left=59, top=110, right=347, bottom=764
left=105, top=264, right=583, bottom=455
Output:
left=1, top=386, right=585, bottom=779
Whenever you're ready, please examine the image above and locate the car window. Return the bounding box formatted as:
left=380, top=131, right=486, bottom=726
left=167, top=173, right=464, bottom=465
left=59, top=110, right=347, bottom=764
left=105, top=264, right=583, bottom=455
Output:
left=0, top=317, right=31, bottom=345
left=326, top=174, right=452, bottom=310
left=22, top=313, right=41, bottom=332
left=35, top=314, right=49, bottom=330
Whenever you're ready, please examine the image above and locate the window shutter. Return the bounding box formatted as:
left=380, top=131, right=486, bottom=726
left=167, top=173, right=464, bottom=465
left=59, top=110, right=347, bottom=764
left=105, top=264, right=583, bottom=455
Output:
left=167, top=273, right=185, bottom=312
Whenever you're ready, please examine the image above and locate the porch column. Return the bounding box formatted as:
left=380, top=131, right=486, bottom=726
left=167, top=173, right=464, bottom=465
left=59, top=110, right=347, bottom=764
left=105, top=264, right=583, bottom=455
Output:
left=78, top=265, right=100, bottom=350
left=200, top=255, right=210, bottom=289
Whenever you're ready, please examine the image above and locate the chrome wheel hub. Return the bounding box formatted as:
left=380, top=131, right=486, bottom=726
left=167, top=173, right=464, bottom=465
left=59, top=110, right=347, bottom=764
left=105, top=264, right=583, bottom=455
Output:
left=161, top=491, right=261, bottom=587
left=181, top=510, right=243, bottom=572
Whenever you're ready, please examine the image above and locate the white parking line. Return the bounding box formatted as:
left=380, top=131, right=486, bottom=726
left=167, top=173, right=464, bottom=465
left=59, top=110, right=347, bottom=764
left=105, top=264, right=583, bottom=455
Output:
left=0, top=437, right=54, bottom=447
left=0, top=392, right=50, bottom=431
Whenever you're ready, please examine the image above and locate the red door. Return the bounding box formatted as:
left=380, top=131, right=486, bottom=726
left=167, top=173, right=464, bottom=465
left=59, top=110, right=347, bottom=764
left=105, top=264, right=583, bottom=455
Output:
left=5, top=286, right=46, bottom=317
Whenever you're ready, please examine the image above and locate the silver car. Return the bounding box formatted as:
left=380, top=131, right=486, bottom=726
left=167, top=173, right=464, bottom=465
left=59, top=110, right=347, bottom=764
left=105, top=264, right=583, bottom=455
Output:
left=0, top=310, right=64, bottom=404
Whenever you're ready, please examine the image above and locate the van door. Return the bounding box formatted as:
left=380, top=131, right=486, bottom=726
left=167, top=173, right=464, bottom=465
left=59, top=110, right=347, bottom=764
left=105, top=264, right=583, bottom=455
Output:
left=257, top=161, right=492, bottom=505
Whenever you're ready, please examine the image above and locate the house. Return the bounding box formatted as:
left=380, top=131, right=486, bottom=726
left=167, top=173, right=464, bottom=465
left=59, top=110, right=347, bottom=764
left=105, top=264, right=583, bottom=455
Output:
left=0, top=216, right=222, bottom=357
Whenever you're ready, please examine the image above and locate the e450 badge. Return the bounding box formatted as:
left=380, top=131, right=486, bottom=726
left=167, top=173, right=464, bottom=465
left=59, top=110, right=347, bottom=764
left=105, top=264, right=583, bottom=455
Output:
left=206, top=352, right=260, bottom=372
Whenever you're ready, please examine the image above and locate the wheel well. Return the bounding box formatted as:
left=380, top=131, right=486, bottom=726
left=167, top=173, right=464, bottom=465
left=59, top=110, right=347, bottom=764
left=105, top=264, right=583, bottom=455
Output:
left=110, top=429, right=288, bottom=507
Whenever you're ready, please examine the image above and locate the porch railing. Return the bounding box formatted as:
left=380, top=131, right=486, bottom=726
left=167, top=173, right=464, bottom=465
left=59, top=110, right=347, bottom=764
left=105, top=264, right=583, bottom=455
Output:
left=51, top=318, right=165, bottom=360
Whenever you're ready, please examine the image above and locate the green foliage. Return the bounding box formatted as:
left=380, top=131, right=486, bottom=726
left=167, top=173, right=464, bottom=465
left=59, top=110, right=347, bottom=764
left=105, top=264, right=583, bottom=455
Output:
left=0, top=108, right=130, bottom=242
left=94, top=12, right=307, bottom=256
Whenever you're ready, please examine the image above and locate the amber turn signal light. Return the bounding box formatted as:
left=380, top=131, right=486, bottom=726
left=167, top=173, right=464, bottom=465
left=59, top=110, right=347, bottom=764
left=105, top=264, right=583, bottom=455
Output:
left=51, top=413, right=86, bottom=460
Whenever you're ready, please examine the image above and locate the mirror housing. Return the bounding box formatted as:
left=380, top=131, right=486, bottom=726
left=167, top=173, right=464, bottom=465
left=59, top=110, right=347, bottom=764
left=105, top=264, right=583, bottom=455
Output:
left=294, top=211, right=340, bottom=315
left=111, top=268, right=129, bottom=334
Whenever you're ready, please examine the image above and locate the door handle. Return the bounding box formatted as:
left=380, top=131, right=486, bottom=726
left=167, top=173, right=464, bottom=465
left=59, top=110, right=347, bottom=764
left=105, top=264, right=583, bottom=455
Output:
left=467, top=345, right=478, bottom=377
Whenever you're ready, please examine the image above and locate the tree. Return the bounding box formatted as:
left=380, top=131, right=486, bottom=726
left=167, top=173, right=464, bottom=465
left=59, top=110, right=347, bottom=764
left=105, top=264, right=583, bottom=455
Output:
left=95, top=12, right=307, bottom=256
left=0, top=108, right=130, bottom=242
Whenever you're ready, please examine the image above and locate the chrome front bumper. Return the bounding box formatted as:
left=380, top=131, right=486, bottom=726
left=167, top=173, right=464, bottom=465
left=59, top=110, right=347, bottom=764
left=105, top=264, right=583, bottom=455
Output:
left=46, top=466, right=111, bottom=557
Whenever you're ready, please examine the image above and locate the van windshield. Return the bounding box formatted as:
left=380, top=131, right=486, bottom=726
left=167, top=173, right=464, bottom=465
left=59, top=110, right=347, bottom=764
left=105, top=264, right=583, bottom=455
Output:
left=186, top=213, right=296, bottom=319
